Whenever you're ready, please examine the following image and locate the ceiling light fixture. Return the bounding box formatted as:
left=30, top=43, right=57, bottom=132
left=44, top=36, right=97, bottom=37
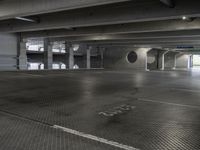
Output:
left=15, top=17, right=36, bottom=23
left=182, top=16, right=187, bottom=20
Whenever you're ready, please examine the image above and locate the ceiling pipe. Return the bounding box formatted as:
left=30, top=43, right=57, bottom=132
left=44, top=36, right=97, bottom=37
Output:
left=160, top=0, right=175, bottom=8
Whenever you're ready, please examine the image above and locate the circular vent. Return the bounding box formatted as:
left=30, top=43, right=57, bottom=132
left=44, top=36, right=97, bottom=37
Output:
left=127, top=51, right=137, bottom=63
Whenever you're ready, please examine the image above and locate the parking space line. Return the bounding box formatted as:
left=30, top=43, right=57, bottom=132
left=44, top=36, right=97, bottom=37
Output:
left=19, top=73, right=44, bottom=77
left=138, top=98, right=200, bottom=109
left=53, top=125, right=140, bottom=150
left=171, top=88, right=200, bottom=93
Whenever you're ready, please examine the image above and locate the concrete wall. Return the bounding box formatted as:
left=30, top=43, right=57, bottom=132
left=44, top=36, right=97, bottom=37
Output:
left=164, top=52, right=176, bottom=69
left=0, top=33, right=18, bottom=70
left=147, top=49, right=177, bottom=71
left=147, top=49, right=159, bottom=70
left=104, top=46, right=150, bottom=70
left=176, top=54, right=189, bottom=69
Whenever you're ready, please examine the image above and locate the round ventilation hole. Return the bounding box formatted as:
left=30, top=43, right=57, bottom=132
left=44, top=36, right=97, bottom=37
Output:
left=127, top=51, right=137, bottom=63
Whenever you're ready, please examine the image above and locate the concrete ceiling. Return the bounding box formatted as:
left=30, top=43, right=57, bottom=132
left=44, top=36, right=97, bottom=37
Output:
left=0, top=0, right=199, bottom=49
left=0, top=0, right=130, bottom=20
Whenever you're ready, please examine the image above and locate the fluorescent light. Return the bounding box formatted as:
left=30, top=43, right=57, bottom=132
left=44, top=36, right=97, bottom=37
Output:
left=15, top=17, right=36, bottom=23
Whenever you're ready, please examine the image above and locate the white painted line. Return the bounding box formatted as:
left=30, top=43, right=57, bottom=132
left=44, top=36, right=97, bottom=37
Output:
left=171, top=88, right=200, bottom=93
left=138, top=98, right=200, bottom=109
left=19, top=73, right=44, bottom=77
left=53, top=125, right=139, bottom=150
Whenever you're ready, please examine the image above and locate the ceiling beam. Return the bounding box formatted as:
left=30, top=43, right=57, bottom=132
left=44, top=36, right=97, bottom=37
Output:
left=23, top=29, right=200, bottom=41
left=0, top=0, right=129, bottom=21
left=72, top=38, right=200, bottom=47
left=47, top=33, right=200, bottom=42
left=20, top=19, right=200, bottom=39
left=1, top=0, right=200, bottom=32
left=87, top=42, right=200, bottom=49
left=67, top=38, right=200, bottom=43
left=73, top=43, right=200, bottom=49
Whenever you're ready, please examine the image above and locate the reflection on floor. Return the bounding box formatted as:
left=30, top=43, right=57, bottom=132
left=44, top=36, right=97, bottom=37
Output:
left=0, top=70, right=200, bottom=150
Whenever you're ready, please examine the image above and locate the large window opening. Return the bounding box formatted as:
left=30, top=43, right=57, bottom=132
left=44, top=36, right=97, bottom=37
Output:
left=26, top=40, right=44, bottom=52
left=192, top=55, right=200, bottom=69
left=28, top=63, right=44, bottom=70
left=52, top=41, right=66, bottom=53
left=52, top=63, right=66, bottom=70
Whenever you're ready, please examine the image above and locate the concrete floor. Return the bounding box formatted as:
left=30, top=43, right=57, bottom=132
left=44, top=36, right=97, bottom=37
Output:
left=0, top=69, right=200, bottom=150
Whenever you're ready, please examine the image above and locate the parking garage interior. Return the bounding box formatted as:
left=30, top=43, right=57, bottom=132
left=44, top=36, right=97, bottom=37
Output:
left=0, top=0, right=200, bottom=150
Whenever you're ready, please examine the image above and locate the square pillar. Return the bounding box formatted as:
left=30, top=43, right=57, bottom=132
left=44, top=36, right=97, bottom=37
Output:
left=161, top=50, right=169, bottom=70
left=145, top=49, right=151, bottom=71
left=18, top=41, right=28, bottom=70
left=173, top=53, right=179, bottom=70
left=87, top=46, right=91, bottom=69
left=188, top=54, right=192, bottom=69
left=64, top=42, right=69, bottom=69
left=100, top=47, right=105, bottom=68
left=44, top=39, right=53, bottom=70
left=69, top=46, right=74, bottom=69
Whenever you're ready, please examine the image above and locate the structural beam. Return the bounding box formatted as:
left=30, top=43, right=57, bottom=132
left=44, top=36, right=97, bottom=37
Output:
left=80, top=38, right=200, bottom=44
left=82, top=40, right=200, bottom=48
left=20, top=19, right=200, bottom=38
left=1, top=0, right=200, bottom=32
left=161, top=50, right=169, bottom=70
left=18, top=39, right=28, bottom=70
left=47, top=32, right=200, bottom=42
left=86, top=46, right=92, bottom=69
left=69, top=45, right=74, bottom=69
left=44, top=39, right=53, bottom=69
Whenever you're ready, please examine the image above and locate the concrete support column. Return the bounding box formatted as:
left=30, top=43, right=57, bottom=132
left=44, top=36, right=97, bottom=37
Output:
left=145, top=49, right=151, bottom=71
left=100, top=47, right=105, bottom=68
left=188, top=54, right=193, bottom=69
left=44, top=39, right=53, bottom=70
left=174, top=53, right=190, bottom=69
left=173, top=54, right=178, bottom=70
left=173, top=53, right=179, bottom=70
left=18, top=40, right=28, bottom=70
left=86, top=46, right=92, bottom=69
left=64, top=42, right=69, bottom=69
left=161, top=50, right=169, bottom=70
left=69, top=46, right=74, bottom=69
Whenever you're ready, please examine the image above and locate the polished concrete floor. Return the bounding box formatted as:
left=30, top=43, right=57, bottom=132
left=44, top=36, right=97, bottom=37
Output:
left=0, top=69, right=200, bottom=150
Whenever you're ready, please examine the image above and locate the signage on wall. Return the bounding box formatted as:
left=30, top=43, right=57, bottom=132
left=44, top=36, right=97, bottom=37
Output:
left=176, top=46, right=194, bottom=49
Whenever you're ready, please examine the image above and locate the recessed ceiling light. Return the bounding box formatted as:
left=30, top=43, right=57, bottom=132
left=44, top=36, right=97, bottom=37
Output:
left=182, top=16, right=187, bottom=20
